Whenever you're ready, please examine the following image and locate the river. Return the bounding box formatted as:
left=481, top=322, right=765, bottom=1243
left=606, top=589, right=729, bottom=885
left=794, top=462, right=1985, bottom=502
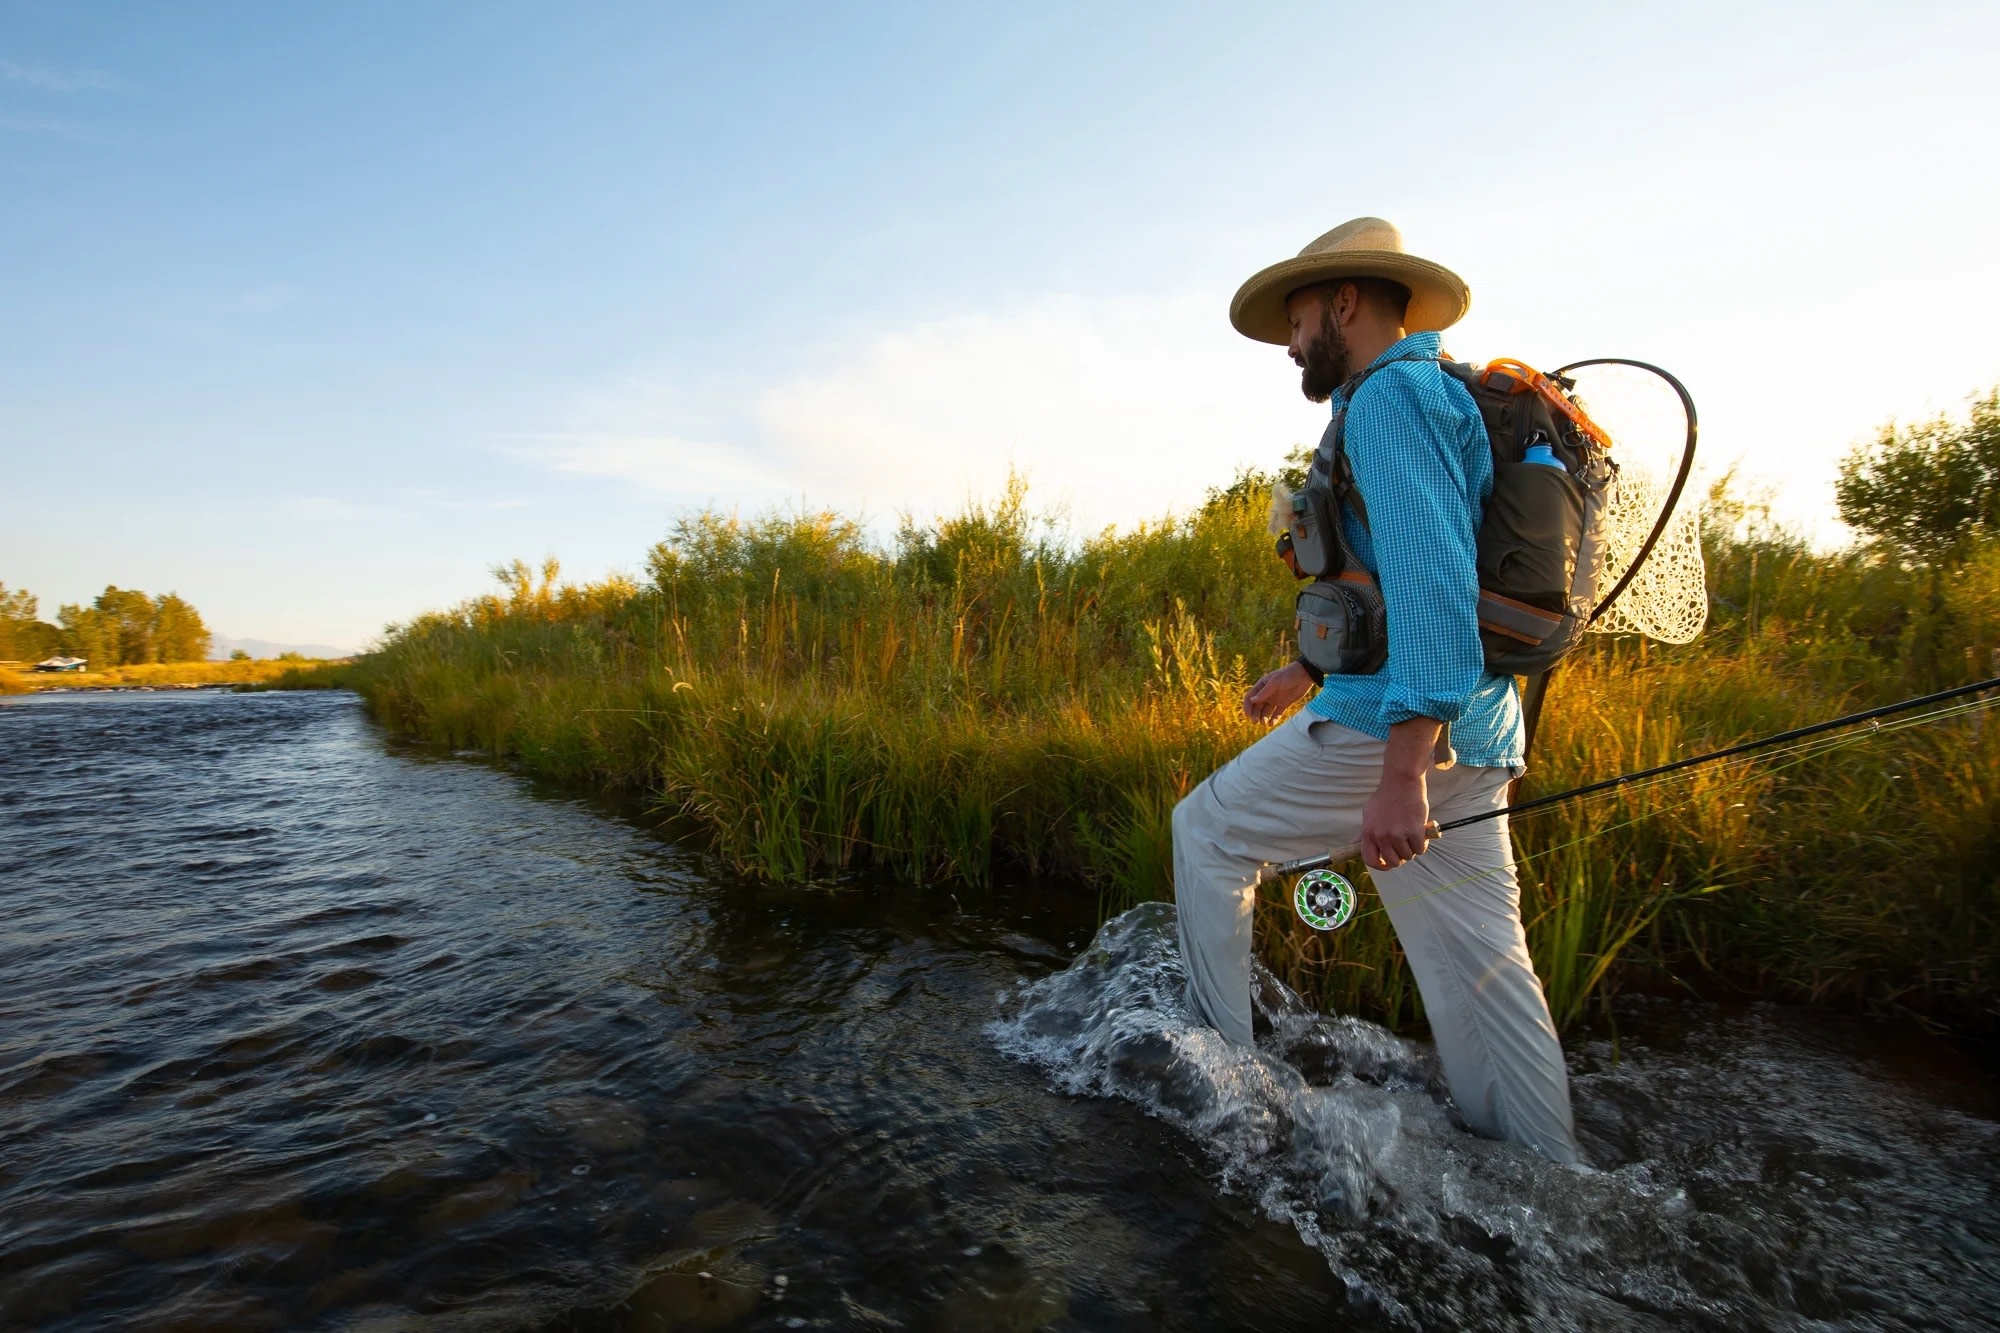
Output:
left=1, top=689, right=1995, bottom=1331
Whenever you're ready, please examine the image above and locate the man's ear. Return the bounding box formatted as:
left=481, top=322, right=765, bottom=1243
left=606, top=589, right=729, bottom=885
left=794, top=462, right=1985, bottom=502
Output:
left=1331, top=280, right=1359, bottom=327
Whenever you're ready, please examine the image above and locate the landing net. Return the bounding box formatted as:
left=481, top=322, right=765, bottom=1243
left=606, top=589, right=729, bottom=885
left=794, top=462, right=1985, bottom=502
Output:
left=1563, top=361, right=1707, bottom=644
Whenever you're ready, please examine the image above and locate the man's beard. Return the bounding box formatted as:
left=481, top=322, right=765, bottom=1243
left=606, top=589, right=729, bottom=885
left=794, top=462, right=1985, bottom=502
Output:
left=1299, top=309, right=1351, bottom=404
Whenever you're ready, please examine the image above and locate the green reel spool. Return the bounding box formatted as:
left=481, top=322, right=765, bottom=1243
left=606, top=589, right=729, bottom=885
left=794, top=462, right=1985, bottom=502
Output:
left=1293, top=868, right=1356, bottom=932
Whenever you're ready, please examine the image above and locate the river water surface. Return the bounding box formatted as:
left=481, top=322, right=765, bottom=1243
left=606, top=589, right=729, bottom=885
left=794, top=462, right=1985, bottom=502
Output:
left=1, top=689, right=1995, bottom=1331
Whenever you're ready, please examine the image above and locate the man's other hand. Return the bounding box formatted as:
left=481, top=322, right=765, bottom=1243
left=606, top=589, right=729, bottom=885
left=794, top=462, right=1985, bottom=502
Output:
left=1242, top=661, right=1317, bottom=724
left=1361, top=771, right=1431, bottom=870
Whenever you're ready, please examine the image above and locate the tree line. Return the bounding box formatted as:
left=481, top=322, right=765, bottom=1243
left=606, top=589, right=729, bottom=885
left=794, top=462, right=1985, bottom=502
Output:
left=1830, top=385, right=2000, bottom=686
left=1837, top=385, right=2000, bottom=565
left=0, top=585, right=212, bottom=666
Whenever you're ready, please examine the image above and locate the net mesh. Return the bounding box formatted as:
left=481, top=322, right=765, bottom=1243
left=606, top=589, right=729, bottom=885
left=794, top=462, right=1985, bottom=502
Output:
left=1565, top=363, right=1708, bottom=645
left=1591, top=462, right=1707, bottom=643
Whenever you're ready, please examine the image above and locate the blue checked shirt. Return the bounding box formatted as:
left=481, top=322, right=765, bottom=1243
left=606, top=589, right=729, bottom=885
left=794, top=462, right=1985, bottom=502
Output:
left=1304, top=331, right=1526, bottom=769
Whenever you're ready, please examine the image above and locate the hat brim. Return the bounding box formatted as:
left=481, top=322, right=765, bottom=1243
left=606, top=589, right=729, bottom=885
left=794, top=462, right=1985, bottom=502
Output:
left=1229, top=250, right=1470, bottom=344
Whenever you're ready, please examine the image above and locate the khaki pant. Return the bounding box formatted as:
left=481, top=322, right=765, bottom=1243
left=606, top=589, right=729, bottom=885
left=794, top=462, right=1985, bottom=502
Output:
left=1172, top=711, right=1579, bottom=1165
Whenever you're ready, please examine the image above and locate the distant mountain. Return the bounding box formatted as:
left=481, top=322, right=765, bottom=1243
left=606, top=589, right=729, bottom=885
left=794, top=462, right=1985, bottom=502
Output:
left=208, top=633, right=359, bottom=661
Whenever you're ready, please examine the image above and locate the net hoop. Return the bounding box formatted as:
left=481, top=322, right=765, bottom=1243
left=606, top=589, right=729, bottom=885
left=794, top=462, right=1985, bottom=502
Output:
left=1554, top=357, right=1701, bottom=627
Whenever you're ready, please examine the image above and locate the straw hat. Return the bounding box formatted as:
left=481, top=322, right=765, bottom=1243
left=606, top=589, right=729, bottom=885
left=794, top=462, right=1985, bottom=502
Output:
left=1229, top=217, right=1470, bottom=344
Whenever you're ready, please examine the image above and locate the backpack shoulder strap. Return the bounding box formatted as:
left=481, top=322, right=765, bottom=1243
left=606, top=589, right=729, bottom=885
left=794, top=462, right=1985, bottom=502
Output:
left=1328, top=411, right=1368, bottom=530
left=1328, top=352, right=1442, bottom=530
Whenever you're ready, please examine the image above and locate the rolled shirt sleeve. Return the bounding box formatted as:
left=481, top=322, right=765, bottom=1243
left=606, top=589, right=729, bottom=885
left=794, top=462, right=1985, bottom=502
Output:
left=1342, top=368, right=1486, bottom=728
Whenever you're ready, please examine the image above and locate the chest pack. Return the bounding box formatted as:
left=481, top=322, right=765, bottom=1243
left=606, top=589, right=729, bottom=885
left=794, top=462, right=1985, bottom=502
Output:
left=1279, top=356, right=1613, bottom=680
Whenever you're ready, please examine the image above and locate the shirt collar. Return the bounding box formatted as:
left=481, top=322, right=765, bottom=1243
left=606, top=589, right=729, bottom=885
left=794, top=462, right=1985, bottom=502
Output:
left=1332, top=331, right=1443, bottom=411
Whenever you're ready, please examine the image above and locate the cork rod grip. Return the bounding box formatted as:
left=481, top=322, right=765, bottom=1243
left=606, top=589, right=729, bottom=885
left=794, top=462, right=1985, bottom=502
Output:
left=1256, top=821, right=1441, bottom=883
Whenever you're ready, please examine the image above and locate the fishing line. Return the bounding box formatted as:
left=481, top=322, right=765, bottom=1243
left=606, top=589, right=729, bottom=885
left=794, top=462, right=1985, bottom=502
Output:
left=1276, top=674, right=2000, bottom=879
left=1277, top=717, right=1827, bottom=932
left=1351, top=700, right=1983, bottom=924
left=1497, top=692, right=2000, bottom=825
left=1276, top=690, right=2000, bottom=942
left=1301, top=689, right=2000, bottom=929
left=1265, top=678, right=2000, bottom=933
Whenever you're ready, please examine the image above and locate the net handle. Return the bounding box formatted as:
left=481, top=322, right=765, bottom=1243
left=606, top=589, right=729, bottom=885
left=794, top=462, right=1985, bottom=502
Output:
left=1553, top=358, right=1700, bottom=624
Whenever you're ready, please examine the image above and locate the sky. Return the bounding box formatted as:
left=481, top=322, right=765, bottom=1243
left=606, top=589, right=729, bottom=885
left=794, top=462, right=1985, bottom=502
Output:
left=2, top=2, right=1996, bottom=653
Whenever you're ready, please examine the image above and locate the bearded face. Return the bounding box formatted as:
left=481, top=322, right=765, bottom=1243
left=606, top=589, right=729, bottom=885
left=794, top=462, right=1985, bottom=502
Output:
left=1297, top=304, right=1351, bottom=404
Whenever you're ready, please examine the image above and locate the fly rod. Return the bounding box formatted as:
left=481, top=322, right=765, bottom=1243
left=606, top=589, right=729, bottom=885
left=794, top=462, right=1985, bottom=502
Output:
left=1261, top=673, right=2000, bottom=896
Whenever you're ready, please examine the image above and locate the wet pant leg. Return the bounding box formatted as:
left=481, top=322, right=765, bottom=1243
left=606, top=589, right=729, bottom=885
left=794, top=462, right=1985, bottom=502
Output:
left=1375, top=759, right=1580, bottom=1166
left=1171, top=711, right=1378, bottom=1047
left=1171, top=713, right=1579, bottom=1165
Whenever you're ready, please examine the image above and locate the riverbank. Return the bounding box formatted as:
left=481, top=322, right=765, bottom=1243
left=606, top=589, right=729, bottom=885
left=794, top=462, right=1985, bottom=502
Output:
left=0, top=657, right=344, bottom=694
left=271, top=489, right=2000, bottom=1035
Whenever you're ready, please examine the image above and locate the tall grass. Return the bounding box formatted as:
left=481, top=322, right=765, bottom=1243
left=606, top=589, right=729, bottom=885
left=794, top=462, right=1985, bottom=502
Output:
left=283, top=480, right=2000, bottom=1035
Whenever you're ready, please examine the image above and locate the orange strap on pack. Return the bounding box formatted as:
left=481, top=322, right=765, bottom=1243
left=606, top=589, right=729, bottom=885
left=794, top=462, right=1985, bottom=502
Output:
left=1478, top=358, right=1614, bottom=452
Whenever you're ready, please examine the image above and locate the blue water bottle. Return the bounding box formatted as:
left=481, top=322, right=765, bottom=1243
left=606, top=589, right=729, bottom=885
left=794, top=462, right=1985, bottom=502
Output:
left=1522, top=443, right=1566, bottom=470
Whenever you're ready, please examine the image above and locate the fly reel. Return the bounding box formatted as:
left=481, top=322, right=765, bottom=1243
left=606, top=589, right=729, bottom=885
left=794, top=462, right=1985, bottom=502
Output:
left=1292, top=868, right=1356, bottom=932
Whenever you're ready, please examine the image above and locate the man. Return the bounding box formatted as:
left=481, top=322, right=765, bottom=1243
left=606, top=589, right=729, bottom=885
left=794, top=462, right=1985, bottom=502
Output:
left=1173, top=217, right=1580, bottom=1165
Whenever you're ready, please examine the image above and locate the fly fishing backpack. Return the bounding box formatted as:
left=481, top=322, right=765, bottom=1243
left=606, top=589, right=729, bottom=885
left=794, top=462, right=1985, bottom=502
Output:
left=1277, top=356, right=1613, bottom=678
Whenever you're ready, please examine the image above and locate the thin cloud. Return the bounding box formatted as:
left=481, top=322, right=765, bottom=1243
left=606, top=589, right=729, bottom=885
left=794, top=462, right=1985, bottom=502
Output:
left=408, top=492, right=531, bottom=513
left=0, top=59, right=119, bottom=92
left=507, top=430, right=782, bottom=500
left=524, top=246, right=1910, bottom=547
left=286, top=496, right=389, bottom=523
left=520, top=290, right=1324, bottom=536
left=0, top=112, right=82, bottom=136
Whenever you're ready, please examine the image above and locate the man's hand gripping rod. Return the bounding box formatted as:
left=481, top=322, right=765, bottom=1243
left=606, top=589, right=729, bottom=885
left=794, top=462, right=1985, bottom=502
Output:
left=1257, top=822, right=1441, bottom=883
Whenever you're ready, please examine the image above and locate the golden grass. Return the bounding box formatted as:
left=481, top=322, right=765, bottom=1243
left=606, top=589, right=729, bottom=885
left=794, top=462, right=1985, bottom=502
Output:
left=268, top=489, right=2000, bottom=1034
left=1, top=658, right=346, bottom=692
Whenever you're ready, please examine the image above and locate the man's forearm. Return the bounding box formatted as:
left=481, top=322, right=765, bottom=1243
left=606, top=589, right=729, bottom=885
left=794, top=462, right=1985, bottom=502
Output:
left=1362, top=715, right=1443, bottom=868
left=1382, top=716, right=1442, bottom=783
